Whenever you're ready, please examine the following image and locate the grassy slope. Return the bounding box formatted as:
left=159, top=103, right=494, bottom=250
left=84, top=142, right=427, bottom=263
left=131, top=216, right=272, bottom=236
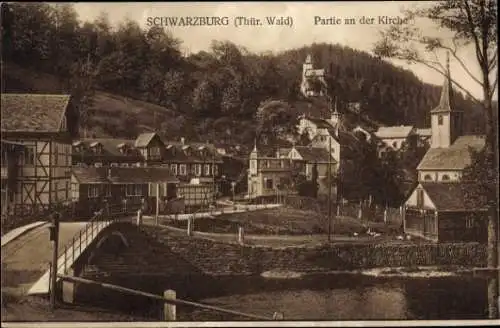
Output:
left=2, top=62, right=178, bottom=138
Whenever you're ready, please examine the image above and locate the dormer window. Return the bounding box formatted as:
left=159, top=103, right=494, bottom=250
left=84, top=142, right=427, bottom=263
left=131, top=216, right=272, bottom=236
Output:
left=89, top=142, right=103, bottom=154
left=117, top=143, right=129, bottom=154
left=72, top=141, right=83, bottom=153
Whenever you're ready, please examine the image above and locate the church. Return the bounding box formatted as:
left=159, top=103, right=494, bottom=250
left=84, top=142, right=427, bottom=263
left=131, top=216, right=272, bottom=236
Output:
left=403, top=54, right=488, bottom=242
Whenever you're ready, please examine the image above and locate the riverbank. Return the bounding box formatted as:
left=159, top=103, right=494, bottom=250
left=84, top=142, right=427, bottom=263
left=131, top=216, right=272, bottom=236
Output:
left=141, top=225, right=487, bottom=276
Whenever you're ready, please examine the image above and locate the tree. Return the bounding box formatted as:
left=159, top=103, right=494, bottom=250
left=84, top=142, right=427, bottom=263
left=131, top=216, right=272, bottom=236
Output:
left=311, top=163, right=319, bottom=198
left=373, top=0, right=498, bottom=318
left=255, top=100, right=296, bottom=146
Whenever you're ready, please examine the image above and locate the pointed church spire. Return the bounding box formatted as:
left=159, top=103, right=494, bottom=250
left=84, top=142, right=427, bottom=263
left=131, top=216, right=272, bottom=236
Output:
left=431, top=52, right=454, bottom=113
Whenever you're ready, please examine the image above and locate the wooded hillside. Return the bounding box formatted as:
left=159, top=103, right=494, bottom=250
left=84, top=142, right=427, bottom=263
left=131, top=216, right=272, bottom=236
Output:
left=1, top=3, right=486, bottom=146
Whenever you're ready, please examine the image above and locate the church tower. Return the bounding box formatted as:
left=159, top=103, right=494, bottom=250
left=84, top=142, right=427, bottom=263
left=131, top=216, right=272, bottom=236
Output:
left=249, top=139, right=259, bottom=176
left=430, top=53, right=463, bottom=148
left=328, top=97, right=341, bottom=132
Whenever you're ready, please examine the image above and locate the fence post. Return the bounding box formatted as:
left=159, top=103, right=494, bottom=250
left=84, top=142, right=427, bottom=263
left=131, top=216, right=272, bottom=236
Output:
left=136, top=209, right=142, bottom=226
left=238, top=226, right=245, bottom=245
left=187, top=216, right=193, bottom=236
left=163, top=289, right=176, bottom=321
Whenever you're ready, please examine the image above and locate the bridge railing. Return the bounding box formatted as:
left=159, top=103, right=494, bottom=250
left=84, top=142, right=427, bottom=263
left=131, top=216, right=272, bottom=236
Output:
left=55, top=204, right=131, bottom=276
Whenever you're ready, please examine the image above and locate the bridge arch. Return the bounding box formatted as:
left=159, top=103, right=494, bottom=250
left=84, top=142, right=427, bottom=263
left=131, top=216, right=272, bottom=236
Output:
left=88, top=230, right=130, bottom=265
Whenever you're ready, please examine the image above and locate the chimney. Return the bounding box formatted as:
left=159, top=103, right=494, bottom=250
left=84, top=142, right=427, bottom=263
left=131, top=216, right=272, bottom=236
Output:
left=181, top=137, right=185, bottom=145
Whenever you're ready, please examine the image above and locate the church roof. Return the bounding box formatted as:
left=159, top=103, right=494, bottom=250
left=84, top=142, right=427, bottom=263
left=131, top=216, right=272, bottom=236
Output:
left=417, top=135, right=485, bottom=170
left=419, top=182, right=468, bottom=211
left=374, top=125, right=414, bottom=139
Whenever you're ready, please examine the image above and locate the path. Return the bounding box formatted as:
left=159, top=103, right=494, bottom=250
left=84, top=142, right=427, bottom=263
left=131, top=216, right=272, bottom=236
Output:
left=147, top=223, right=405, bottom=247
left=1, top=222, right=86, bottom=298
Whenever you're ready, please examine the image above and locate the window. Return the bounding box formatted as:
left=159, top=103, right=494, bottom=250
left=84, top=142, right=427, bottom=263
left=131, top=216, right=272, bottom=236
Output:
left=465, top=217, right=474, bottom=229
left=179, top=164, right=187, bottom=176
left=195, top=164, right=201, bottom=176
left=265, top=179, right=273, bottom=190
left=204, top=164, right=211, bottom=176
left=105, top=184, right=112, bottom=197
left=212, top=164, right=218, bottom=175
left=149, top=146, right=161, bottom=159
left=54, top=144, right=58, bottom=165
left=441, top=174, right=450, bottom=181
left=54, top=182, right=59, bottom=202
left=170, top=164, right=178, bottom=175
left=424, top=174, right=433, bottom=181
left=416, top=189, right=424, bottom=207
left=126, top=184, right=142, bottom=196
left=438, top=115, right=443, bottom=125
left=22, top=146, right=35, bottom=166
left=88, top=185, right=100, bottom=198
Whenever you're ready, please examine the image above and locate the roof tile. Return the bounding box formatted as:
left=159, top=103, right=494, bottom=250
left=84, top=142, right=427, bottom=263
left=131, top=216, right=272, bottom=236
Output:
left=1, top=94, right=70, bottom=132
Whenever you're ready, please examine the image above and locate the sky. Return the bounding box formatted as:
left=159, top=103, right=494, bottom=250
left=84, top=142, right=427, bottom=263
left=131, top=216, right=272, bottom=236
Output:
left=71, top=1, right=496, bottom=100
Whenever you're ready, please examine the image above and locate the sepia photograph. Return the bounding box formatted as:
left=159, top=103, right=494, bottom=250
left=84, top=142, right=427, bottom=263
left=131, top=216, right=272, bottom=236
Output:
left=1, top=1, right=498, bottom=327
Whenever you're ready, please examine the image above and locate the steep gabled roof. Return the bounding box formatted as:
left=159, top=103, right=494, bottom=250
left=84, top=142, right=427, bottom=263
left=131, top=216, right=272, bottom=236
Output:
left=72, top=167, right=179, bottom=184
left=416, top=128, right=432, bottom=137
left=294, top=146, right=336, bottom=163
left=417, top=135, right=485, bottom=170
left=374, top=125, right=414, bottom=139
left=135, top=132, right=159, bottom=148
left=1, top=94, right=70, bottom=133
left=73, top=138, right=142, bottom=160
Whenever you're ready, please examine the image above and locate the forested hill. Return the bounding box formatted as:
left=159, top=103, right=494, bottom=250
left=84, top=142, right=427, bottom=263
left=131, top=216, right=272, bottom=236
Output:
left=1, top=3, right=485, bottom=145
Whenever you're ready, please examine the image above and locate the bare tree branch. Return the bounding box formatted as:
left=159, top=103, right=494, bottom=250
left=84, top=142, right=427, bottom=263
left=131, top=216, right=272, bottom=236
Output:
left=462, top=0, right=485, bottom=64
left=438, top=44, right=484, bottom=86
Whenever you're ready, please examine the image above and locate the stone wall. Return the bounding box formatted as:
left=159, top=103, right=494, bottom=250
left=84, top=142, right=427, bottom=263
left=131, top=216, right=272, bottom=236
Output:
left=140, top=227, right=487, bottom=276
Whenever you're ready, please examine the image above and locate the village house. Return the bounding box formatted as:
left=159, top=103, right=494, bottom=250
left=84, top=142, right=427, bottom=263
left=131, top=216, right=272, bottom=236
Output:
left=374, top=125, right=417, bottom=156
left=404, top=56, right=487, bottom=242
left=247, top=143, right=293, bottom=198
left=282, top=145, right=337, bottom=195
left=72, top=134, right=224, bottom=211
left=71, top=166, right=179, bottom=217
left=300, top=54, right=326, bottom=97
left=1, top=93, right=78, bottom=216
left=72, top=134, right=224, bottom=185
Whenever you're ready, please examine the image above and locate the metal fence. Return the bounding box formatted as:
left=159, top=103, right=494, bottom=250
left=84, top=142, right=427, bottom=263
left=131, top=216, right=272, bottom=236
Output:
left=50, top=204, right=129, bottom=279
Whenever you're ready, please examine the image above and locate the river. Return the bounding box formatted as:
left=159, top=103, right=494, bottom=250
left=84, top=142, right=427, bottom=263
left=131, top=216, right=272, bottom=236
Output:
left=79, top=272, right=489, bottom=321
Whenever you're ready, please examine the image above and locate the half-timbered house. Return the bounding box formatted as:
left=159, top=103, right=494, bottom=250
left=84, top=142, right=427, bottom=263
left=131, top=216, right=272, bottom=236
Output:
left=1, top=94, right=78, bottom=215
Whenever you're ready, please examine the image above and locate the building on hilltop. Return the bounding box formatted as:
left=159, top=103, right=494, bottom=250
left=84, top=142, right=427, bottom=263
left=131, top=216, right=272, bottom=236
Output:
left=403, top=54, right=487, bottom=242
left=1, top=93, right=78, bottom=216
left=300, top=54, right=326, bottom=97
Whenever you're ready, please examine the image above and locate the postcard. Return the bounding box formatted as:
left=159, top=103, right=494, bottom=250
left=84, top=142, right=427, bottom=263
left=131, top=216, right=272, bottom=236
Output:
left=1, top=1, right=498, bottom=327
